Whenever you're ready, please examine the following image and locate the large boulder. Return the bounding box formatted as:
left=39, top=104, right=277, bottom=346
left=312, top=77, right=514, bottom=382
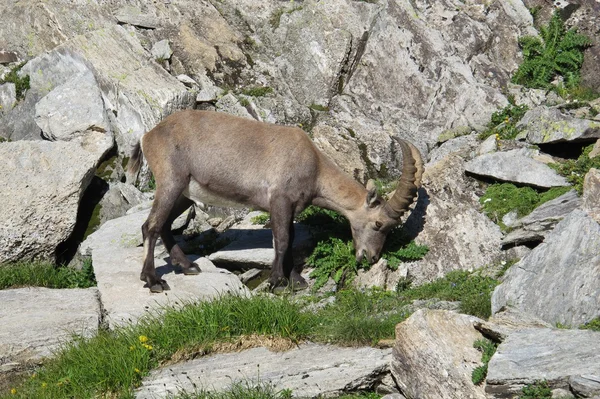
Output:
left=80, top=208, right=250, bottom=328
left=486, top=328, right=600, bottom=397
left=136, top=343, right=393, bottom=398
left=0, top=136, right=111, bottom=263
left=516, top=106, right=600, bottom=144
left=403, top=143, right=505, bottom=284
left=0, top=287, right=100, bottom=372
left=465, top=148, right=570, bottom=189
left=492, top=209, right=600, bottom=327
left=391, top=309, right=486, bottom=399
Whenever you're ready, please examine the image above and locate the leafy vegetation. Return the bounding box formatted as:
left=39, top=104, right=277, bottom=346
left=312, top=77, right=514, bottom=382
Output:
left=519, top=381, right=552, bottom=399
left=241, top=86, right=274, bottom=97
left=478, top=102, right=529, bottom=141
left=0, top=259, right=96, bottom=290
left=512, top=11, right=592, bottom=91
left=550, top=144, right=600, bottom=194
left=472, top=338, right=498, bottom=385
left=250, top=212, right=270, bottom=225
left=580, top=317, right=600, bottom=331
left=480, top=183, right=571, bottom=230
left=173, top=381, right=293, bottom=399
left=0, top=62, right=30, bottom=101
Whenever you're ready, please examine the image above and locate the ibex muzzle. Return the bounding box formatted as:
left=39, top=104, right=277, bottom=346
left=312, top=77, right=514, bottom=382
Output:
left=129, top=110, right=423, bottom=293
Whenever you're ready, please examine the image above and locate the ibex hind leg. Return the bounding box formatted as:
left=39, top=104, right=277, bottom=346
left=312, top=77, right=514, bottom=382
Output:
left=160, top=195, right=201, bottom=276
left=141, top=181, right=187, bottom=293
left=268, top=197, right=295, bottom=291
left=283, top=222, right=308, bottom=292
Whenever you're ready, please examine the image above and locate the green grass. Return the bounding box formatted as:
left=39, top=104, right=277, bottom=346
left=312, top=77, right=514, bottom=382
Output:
left=172, top=381, right=293, bottom=399
left=0, top=259, right=96, bottom=290
left=240, top=86, right=273, bottom=97
left=0, top=62, right=30, bottom=101
left=478, top=103, right=529, bottom=141
left=580, top=317, right=600, bottom=331
left=472, top=338, right=498, bottom=385
left=250, top=212, right=270, bottom=225
left=519, top=381, right=552, bottom=399
left=397, top=270, right=498, bottom=319
left=3, top=266, right=500, bottom=398
left=480, top=183, right=571, bottom=230
left=550, top=144, right=600, bottom=194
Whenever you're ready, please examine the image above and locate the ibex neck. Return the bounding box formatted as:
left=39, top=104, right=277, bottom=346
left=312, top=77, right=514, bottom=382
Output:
left=311, top=158, right=366, bottom=218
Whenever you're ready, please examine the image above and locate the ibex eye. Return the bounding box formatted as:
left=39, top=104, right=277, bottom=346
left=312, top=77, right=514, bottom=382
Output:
left=375, top=221, right=383, bottom=230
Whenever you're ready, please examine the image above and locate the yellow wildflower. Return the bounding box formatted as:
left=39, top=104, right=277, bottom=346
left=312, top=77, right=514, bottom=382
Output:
left=138, top=335, right=149, bottom=343
left=142, top=343, right=153, bottom=350
left=129, top=345, right=135, bottom=351
left=10, top=388, right=16, bottom=395
left=134, top=368, right=141, bottom=373
left=42, top=382, right=47, bottom=388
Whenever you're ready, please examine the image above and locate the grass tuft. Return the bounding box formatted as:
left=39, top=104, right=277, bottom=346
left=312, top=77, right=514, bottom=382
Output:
left=550, top=144, right=600, bottom=195
left=472, top=338, right=498, bottom=385
left=0, top=259, right=96, bottom=290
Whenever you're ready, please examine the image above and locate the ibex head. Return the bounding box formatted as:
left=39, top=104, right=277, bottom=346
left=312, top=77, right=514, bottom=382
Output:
left=349, top=139, right=424, bottom=264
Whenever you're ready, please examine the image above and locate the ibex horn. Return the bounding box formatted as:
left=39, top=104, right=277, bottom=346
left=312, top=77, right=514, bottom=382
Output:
left=385, top=138, right=424, bottom=219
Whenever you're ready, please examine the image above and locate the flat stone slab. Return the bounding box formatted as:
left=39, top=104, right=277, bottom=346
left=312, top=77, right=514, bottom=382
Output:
left=81, top=209, right=250, bottom=329
left=0, top=287, right=100, bottom=372
left=492, top=209, right=600, bottom=327
left=136, top=343, right=392, bottom=398
left=517, top=106, right=600, bottom=144
left=486, top=328, right=600, bottom=397
left=464, top=148, right=569, bottom=188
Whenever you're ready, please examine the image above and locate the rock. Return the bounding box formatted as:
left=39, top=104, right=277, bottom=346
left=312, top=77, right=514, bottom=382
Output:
left=477, top=134, right=499, bottom=156
left=34, top=70, right=110, bottom=141
left=486, top=328, right=600, bottom=397
left=583, top=168, right=600, bottom=223
left=0, top=51, right=18, bottom=64
left=516, top=106, right=600, bottom=144
left=209, top=223, right=312, bottom=270
left=465, top=148, right=570, bottom=189
left=97, top=182, right=150, bottom=226
left=506, top=84, right=549, bottom=108
left=391, top=309, right=486, bottom=399
left=312, top=123, right=367, bottom=183
left=0, top=137, right=111, bottom=263
left=474, top=307, right=553, bottom=343
left=81, top=208, right=250, bottom=328
left=238, top=268, right=263, bottom=284
left=502, top=190, right=581, bottom=246
left=0, top=83, right=15, bottom=115
left=403, top=152, right=504, bottom=284
left=492, top=209, right=600, bottom=327
left=114, top=5, right=158, bottom=29
left=0, top=287, right=100, bottom=371
left=570, top=375, right=600, bottom=398
left=151, top=39, right=172, bottom=61
left=427, top=134, right=479, bottom=165
left=136, top=343, right=392, bottom=398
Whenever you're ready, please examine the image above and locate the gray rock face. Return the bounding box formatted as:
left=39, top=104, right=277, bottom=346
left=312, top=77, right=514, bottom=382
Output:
left=391, top=309, right=486, bottom=399
left=492, top=209, right=600, bottom=327
left=0, top=83, right=15, bottom=116
left=34, top=70, right=110, bottom=141
left=583, top=168, right=600, bottom=223
left=486, top=328, right=600, bottom=397
left=136, top=343, right=392, bottom=398
left=81, top=208, right=249, bottom=328
left=114, top=5, right=158, bottom=29
left=465, top=148, right=570, bottom=188
left=517, top=106, right=600, bottom=144
left=0, top=137, right=111, bottom=262
left=403, top=151, right=504, bottom=284
left=97, top=182, right=150, bottom=226
left=502, top=190, right=581, bottom=246
left=0, top=287, right=100, bottom=371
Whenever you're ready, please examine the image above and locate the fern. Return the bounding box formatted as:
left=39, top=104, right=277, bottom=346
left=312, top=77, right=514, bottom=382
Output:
left=512, top=11, right=592, bottom=90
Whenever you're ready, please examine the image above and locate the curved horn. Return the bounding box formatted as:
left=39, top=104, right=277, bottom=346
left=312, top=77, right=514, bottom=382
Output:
left=385, top=138, right=424, bottom=219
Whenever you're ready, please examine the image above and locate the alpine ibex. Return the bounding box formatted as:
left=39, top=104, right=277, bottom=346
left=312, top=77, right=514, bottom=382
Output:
left=129, top=110, right=423, bottom=293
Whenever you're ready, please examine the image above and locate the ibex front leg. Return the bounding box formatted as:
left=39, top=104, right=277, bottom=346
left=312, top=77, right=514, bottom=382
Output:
left=269, top=197, right=295, bottom=290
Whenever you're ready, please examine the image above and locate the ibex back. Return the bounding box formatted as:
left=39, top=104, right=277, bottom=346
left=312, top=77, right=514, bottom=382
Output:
left=129, top=110, right=423, bottom=293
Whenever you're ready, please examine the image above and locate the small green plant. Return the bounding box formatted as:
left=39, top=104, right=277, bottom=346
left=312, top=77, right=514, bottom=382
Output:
left=173, top=380, right=293, bottom=399
left=472, top=338, right=498, bottom=385
left=550, top=144, right=600, bottom=194
left=480, top=184, right=571, bottom=230
left=478, top=103, right=529, bottom=141
left=250, top=212, right=270, bottom=225
left=0, top=259, right=96, bottom=290
left=241, top=86, right=273, bottom=97
left=309, top=103, right=329, bottom=112
left=0, top=62, right=30, bottom=101
left=580, top=317, right=600, bottom=331
left=512, top=11, right=592, bottom=91
left=519, top=381, right=552, bottom=399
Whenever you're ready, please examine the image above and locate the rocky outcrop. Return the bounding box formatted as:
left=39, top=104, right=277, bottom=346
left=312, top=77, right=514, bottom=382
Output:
left=136, top=343, right=393, bottom=399
left=0, top=137, right=110, bottom=263
left=516, top=106, right=600, bottom=144
left=465, top=148, right=570, bottom=188
left=486, top=328, right=600, bottom=398
left=391, top=309, right=486, bottom=399
left=0, top=287, right=100, bottom=372
left=80, top=208, right=250, bottom=328
left=492, top=209, right=600, bottom=327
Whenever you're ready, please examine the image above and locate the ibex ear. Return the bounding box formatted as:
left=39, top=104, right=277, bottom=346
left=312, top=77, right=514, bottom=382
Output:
left=365, top=179, right=380, bottom=208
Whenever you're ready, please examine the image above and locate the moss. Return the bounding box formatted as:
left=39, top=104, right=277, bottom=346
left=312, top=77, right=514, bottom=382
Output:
left=83, top=203, right=103, bottom=240
left=241, top=86, right=273, bottom=97
left=95, top=155, right=118, bottom=180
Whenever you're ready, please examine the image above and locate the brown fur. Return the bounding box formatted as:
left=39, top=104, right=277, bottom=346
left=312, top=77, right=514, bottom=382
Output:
left=129, top=110, right=423, bottom=293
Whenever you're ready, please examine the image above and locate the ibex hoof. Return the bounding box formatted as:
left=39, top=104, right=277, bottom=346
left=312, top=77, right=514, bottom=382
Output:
left=290, top=276, right=308, bottom=291
left=183, top=263, right=201, bottom=275
left=149, top=279, right=170, bottom=293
